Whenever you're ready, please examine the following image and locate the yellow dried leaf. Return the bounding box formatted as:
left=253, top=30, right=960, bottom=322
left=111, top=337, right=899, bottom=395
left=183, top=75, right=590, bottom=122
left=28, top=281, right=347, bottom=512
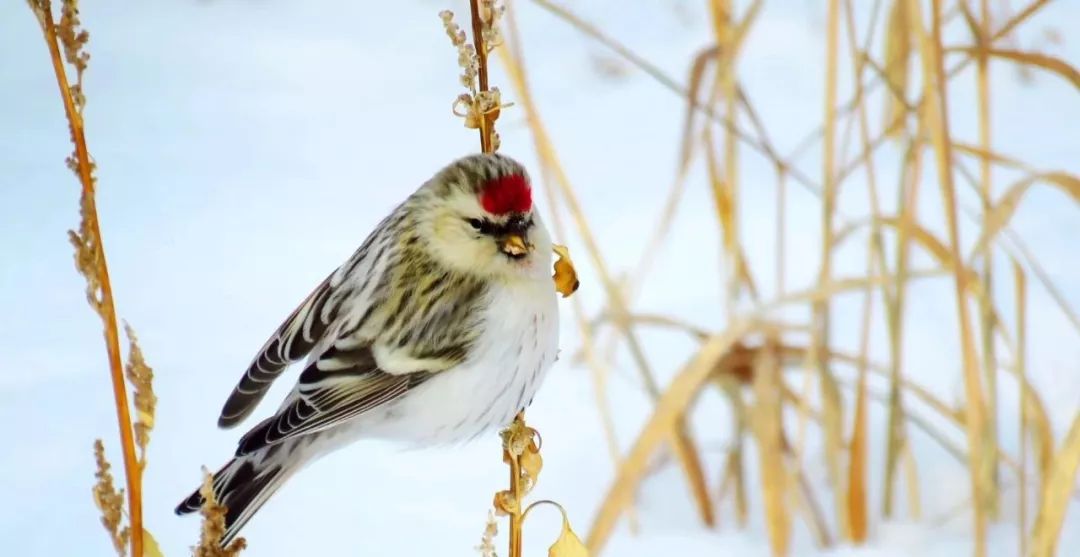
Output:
left=144, top=528, right=165, bottom=557
left=494, top=490, right=519, bottom=516
left=520, top=439, right=543, bottom=491
left=549, top=515, right=589, bottom=557
left=552, top=244, right=579, bottom=297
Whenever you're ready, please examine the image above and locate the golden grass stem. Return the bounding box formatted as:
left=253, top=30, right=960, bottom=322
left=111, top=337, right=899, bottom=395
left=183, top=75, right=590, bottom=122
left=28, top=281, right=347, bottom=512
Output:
left=973, top=0, right=1001, bottom=519
left=1028, top=412, right=1080, bottom=557
left=847, top=260, right=873, bottom=543
left=815, top=0, right=850, bottom=540
left=910, top=0, right=988, bottom=552
left=751, top=337, right=791, bottom=555
left=840, top=0, right=897, bottom=533
left=31, top=3, right=144, bottom=555
left=711, top=0, right=742, bottom=317
left=1014, top=260, right=1028, bottom=557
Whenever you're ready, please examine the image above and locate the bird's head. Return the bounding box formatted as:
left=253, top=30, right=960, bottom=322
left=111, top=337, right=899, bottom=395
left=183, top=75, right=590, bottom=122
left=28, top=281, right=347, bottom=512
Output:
left=415, top=153, right=552, bottom=281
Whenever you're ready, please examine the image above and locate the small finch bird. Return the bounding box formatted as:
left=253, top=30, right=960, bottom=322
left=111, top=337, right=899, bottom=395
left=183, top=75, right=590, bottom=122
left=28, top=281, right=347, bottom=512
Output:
left=176, top=153, right=565, bottom=544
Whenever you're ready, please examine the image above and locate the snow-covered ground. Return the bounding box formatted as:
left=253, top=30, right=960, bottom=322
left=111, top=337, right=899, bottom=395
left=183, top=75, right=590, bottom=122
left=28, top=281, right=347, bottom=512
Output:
left=2, top=0, right=1079, bottom=555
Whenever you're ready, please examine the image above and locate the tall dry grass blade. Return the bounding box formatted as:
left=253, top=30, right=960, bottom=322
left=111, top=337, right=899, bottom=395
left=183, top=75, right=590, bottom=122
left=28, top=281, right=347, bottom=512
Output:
left=586, top=321, right=756, bottom=553
left=720, top=380, right=750, bottom=527
left=794, top=462, right=834, bottom=548
left=1003, top=227, right=1080, bottom=337
left=974, top=0, right=1000, bottom=518
left=1027, top=412, right=1080, bottom=557
left=846, top=260, right=873, bottom=543
left=900, top=438, right=922, bottom=519
left=840, top=0, right=893, bottom=535
left=498, top=4, right=714, bottom=529
left=28, top=2, right=145, bottom=554
left=768, top=342, right=1025, bottom=476
left=909, top=0, right=989, bottom=552
left=816, top=0, right=850, bottom=539
left=1011, top=304, right=1053, bottom=496
left=883, top=0, right=913, bottom=138
left=884, top=137, right=921, bottom=519
left=678, top=46, right=716, bottom=174
left=950, top=47, right=1080, bottom=91
left=775, top=166, right=788, bottom=296
left=1014, top=258, right=1028, bottom=557
left=751, top=338, right=791, bottom=556
left=706, top=0, right=744, bottom=316
left=704, top=127, right=736, bottom=287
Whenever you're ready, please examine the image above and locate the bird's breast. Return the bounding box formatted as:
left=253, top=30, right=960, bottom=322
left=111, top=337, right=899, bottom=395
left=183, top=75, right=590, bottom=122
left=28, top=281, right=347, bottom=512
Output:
left=363, top=278, right=559, bottom=445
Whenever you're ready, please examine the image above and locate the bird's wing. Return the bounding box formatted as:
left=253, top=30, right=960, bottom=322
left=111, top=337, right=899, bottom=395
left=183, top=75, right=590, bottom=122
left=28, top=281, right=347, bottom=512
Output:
left=217, top=220, right=396, bottom=429
left=234, top=342, right=430, bottom=456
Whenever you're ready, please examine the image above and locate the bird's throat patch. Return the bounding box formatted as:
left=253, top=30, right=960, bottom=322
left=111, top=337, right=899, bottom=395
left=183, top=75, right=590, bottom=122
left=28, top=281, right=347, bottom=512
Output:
left=481, top=174, right=532, bottom=215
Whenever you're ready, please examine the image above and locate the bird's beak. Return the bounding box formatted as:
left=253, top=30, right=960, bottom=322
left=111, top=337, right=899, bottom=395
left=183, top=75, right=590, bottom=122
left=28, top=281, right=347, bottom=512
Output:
left=500, top=233, right=530, bottom=259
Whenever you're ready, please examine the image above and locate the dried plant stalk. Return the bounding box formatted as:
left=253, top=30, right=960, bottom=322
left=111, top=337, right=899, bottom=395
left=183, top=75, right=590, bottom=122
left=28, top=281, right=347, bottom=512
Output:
left=1015, top=259, right=1028, bottom=557
left=1028, top=413, right=1080, bottom=557
left=92, top=440, right=130, bottom=556
left=909, top=0, right=989, bottom=553
left=973, top=0, right=1000, bottom=519
left=751, top=337, right=791, bottom=556
left=816, top=0, right=849, bottom=540
left=123, top=323, right=157, bottom=466
left=882, top=0, right=912, bottom=138
left=26, top=1, right=144, bottom=554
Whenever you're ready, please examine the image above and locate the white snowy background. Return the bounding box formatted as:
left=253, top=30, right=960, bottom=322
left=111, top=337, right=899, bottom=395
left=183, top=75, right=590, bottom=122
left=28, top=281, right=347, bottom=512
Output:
left=2, top=0, right=1079, bottom=555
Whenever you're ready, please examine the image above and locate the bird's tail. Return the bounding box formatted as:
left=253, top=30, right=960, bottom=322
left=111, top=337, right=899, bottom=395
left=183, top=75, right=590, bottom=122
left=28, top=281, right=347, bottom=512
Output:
left=175, top=440, right=304, bottom=547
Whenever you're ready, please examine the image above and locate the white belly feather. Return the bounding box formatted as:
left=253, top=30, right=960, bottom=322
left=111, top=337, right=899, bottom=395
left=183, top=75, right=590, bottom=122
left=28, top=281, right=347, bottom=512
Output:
left=357, top=278, right=559, bottom=445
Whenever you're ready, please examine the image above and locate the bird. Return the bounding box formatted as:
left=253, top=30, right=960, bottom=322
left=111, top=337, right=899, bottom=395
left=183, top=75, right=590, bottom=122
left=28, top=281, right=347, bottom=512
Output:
left=175, top=152, right=568, bottom=545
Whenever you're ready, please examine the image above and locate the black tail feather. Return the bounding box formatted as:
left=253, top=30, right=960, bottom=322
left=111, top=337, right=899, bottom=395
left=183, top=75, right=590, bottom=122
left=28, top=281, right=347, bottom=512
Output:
left=175, top=456, right=287, bottom=547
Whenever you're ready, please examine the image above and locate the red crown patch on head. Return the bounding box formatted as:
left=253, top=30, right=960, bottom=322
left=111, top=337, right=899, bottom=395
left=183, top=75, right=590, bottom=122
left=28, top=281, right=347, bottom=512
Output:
left=480, top=174, right=532, bottom=215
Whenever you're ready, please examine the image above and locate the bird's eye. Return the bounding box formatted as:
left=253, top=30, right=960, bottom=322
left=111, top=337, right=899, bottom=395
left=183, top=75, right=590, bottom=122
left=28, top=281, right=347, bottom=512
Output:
left=466, top=218, right=484, bottom=231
